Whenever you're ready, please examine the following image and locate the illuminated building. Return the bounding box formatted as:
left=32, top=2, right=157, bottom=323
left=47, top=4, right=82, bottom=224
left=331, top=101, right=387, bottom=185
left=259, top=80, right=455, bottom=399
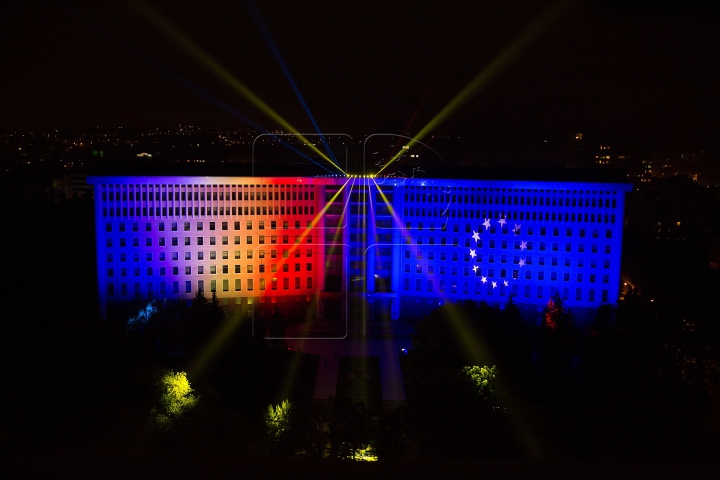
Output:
left=88, top=170, right=632, bottom=322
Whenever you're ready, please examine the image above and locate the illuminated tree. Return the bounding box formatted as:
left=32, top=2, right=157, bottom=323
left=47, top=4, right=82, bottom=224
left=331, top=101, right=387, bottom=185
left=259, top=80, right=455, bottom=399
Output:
left=149, top=370, right=198, bottom=430
left=266, top=399, right=296, bottom=456
left=126, top=300, right=158, bottom=331
left=266, top=399, right=293, bottom=439
left=462, top=365, right=498, bottom=401
left=543, top=292, right=570, bottom=331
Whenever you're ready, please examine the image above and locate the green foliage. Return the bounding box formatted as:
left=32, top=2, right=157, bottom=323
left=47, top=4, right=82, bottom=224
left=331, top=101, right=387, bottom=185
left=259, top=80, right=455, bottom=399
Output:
left=150, top=370, right=199, bottom=430
left=266, top=399, right=293, bottom=439
left=462, top=365, right=498, bottom=400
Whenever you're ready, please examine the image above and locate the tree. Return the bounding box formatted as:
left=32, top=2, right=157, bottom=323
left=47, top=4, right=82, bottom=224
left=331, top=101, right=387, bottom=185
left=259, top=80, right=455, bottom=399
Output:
left=543, top=292, right=571, bottom=331
left=191, top=288, right=209, bottom=323
left=149, top=370, right=199, bottom=431
left=462, top=365, right=499, bottom=403
left=537, top=293, right=576, bottom=382
left=126, top=300, right=158, bottom=331
left=208, top=289, right=225, bottom=325
left=266, top=399, right=294, bottom=456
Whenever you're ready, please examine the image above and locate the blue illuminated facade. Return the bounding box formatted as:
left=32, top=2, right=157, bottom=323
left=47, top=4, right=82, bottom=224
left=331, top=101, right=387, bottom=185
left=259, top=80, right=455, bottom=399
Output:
left=88, top=173, right=632, bottom=322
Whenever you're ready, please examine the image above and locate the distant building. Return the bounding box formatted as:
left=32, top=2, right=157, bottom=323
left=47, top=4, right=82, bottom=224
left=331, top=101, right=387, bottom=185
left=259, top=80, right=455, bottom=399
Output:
left=88, top=169, right=632, bottom=322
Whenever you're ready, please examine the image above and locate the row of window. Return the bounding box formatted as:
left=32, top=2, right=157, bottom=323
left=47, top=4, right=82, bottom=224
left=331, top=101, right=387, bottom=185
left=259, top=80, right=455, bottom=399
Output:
left=402, top=264, right=611, bottom=282
left=405, top=223, right=614, bottom=239
left=102, top=205, right=315, bottom=218
left=100, top=183, right=317, bottom=200
left=402, top=191, right=618, bottom=208
left=102, top=189, right=315, bottom=202
left=105, top=220, right=315, bottom=232
left=106, top=249, right=314, bottom=262
left=403, top=238, right=612, bottom=254
left=108, top=263, right=314, bottom=277
left=404, top=250, right=613, bottom=267
left=401, top=282, right=611, bottom=303
left=107, top=277, right=314, bottom=296
left=106, top=235, right=314, bottom=247
left=403, top=208, right=617, bottom=224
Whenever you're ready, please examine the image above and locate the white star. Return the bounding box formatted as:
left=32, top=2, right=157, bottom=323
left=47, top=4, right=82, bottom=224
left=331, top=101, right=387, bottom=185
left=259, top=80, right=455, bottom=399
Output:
left=482, top=218, right=491, bottom=230
left=503, top=280, right=509, bottom=287
left=492, top=281, right=497, bottom=289
left=472, top=265, right=478, bottom=273
left=481, top=276, right=488, bottom=284
left=520, top=241, right=527, bottom=251
left=472, top=230, right=480, bottom=242
left=518, top=258, right=525, bottom=267
left=498, top=218, right=506, bottom=227
left=514, top=223, right=521, bottom=234
left=469, top=249, right=476, bottom=259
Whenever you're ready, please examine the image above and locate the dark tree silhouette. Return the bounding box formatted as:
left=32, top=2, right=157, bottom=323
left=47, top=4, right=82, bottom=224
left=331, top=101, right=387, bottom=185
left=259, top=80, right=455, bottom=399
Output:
left=266, top=308, right=288, bottom=349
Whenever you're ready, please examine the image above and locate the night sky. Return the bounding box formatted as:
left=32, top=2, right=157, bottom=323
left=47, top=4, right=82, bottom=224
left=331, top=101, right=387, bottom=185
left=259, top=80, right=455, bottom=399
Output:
left=2, top=0, right=719, bottom=152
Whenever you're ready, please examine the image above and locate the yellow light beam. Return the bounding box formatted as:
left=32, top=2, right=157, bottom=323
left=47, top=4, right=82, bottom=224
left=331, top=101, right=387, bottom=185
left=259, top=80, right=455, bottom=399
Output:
left=188, top=308, right=244, bottom=379
left=129, top=0, right=346, bottom=174
left=190, top=179, right=350, bottom=375
left=284, top=178, right=350, bottom=258
left=377, top=0, right=569, bottom=175
left=371, top=181, right=544, bottom=459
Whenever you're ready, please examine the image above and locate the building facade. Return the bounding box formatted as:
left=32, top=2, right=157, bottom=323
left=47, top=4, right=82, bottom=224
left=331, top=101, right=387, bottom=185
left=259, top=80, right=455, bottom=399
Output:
left=88, top=173, right=632, bottom=322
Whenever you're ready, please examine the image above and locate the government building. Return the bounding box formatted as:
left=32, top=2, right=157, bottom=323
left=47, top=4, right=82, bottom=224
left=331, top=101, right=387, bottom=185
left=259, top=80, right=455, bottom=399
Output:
left=88, top=169, right=632, bottom=323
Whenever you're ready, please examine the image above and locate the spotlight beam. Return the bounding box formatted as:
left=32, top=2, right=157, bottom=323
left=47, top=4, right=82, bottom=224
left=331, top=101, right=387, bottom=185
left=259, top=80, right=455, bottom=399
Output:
left=99, top=32, right=334, bottom=172
left=376, top=0, right=568, bottom=175
left=129, top=0, right=346, bottom=175
left=252, top=178, right=351, bottom=338
left=244, top=0, right=339, bottom=165
left=364, top=134, right=447, bottom=177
